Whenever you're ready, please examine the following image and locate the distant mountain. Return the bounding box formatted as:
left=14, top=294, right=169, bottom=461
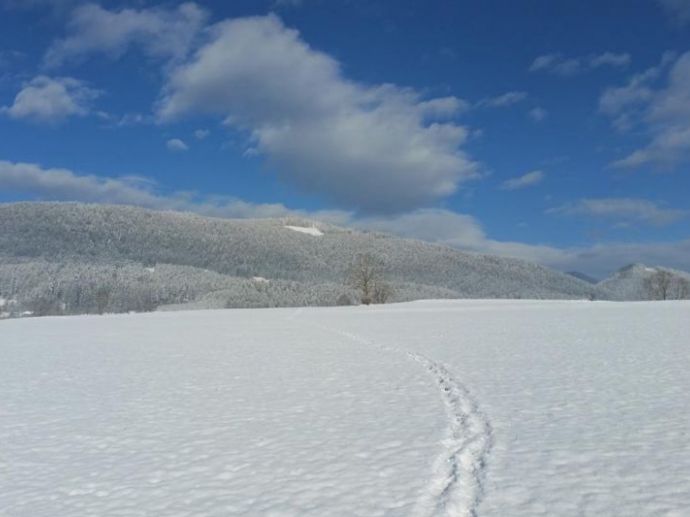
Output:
left=566, top=271, right=599, bottom=284
left=0, top=202, right=605, bottom=315
left=597, top=263, right=690, bottom=301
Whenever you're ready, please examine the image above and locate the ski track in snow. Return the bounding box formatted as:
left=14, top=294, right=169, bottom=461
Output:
left=308, top=321, right=493, bottom=517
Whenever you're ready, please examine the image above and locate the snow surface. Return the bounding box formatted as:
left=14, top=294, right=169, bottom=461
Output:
left=2, top=300, right=690, bottom=516
left=284, top=224, right=324, bottom=236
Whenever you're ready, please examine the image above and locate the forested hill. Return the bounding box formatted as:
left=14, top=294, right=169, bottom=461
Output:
left=0, top=202, right=602, bottom=315
left=597, top=263, right=690, bottom=301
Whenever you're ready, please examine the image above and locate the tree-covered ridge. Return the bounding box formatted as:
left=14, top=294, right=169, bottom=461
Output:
left=0, top=202, right=613, bottom=316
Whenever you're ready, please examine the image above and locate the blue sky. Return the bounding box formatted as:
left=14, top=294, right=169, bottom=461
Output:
left=1, top=0, right=689, bottom=277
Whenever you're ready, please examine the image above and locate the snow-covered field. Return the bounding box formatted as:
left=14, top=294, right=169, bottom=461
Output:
left=2, top=300, right=689, bottom=516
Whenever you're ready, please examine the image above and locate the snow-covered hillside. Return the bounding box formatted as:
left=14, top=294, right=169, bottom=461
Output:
left=3, top=300, right=689, bottom=516
left=0, top=202, right=601, bottom=317
left=598, top=263, right=690, bottom=300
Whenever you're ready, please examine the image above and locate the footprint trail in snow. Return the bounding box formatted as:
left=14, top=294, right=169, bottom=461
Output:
left=319, top=326, right=493, bottom=517
left=408, top=353, right=493, bottom=517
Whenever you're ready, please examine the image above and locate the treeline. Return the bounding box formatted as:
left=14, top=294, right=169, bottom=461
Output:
left=0, top=260, right=460, bottom=317
left=644, top=270, right=690, bottom=300
left=0, top=261, right=225, bottom=316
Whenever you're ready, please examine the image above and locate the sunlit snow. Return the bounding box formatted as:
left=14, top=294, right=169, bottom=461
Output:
left=2, top=300, right=689, bottom=516
left=284, top=224, right=324, bottom=236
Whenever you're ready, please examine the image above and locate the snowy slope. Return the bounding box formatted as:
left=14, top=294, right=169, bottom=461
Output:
left=3, top=300, right=690, bottom=516
left=0, top=202, right=600, bottom=308
left=284, top=224, right=324, bottom=236
left=598, top=263, right=690, bottom=300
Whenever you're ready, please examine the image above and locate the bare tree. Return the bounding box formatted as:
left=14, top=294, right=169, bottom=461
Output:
left=336, top=293, right=353, bottom=306
left=673, top=277, right=689, bottom=300
left=644, top=270, right=673, bottom=300
left=372, top=281, right=393, bottom=304
left=347, top=253, right=392, bottom=305
left=95, top=285, right=111, bottom=314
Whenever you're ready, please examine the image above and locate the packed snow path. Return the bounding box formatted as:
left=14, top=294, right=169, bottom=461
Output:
left=2, top=300, right=690, bottom=516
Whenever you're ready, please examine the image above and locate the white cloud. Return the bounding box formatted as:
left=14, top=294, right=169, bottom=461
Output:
left=549, top=198, right=687, bottom=226
left=475, top=91, right=527, bottom=108
left=0, top=160, right=165, bottom=207
left=500, top=170, right=544, bottom=190
left=529, top=54, right=559, bottom=72
left=598, top=52, right=675, bottom=132
left=357, top=208, right=488, bottom=249
left=272, top=0, right=305, bottom=8
left=552, top=239, right=690, bottom=279
left=530, top=52, right=631, bottom=76
left=194, top=129, right=209, bottom=140
left=417, top=96, right=470, bottom=117
left=599, top=77, right=654, bottom=130
left=658, top=0, right=690, bottom=26
left=528, top=107, right=548, bottom=122
left=357, top=209, right=569, bottom=265
left=116, top=112, right=153, bottom=127
left=157, top=14, right=479, bottom=213
left=166, top=138, right=189, bottom=152
left=603, top=51, right=690, bottom=168
left=0, top=159, right=308, bottom=219
left=2, top=159, right=689, bottom=278
left=589, top=52, right=633, bottom=68
left=353, top=208, right=690, bottom=278
left=1, top=75, right=99, bottom=123
left=44, top=2, right=208, bottom=68
left=1, top=0, right=79, bottom=11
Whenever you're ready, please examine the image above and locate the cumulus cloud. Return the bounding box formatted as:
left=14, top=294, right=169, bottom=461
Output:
left=358, top=209, right=488, bottom=248
left=528, top=107, right=548, bottom=122
left=44, top=2, right=208, bottom=68
left=2, top=159, right=689, bottom=277
left=1, top=75, right=99, bottom=123
left=354, top=209, right=570, bottom=270
left=530, top=52, right=631, bottom=76
left=500, top=170, right=544, bottom=190
left=353, top=207, right=690, bottom=278
left=157, top=14, right=478, bottom=213
left=0, top=159, right=308, bottom=219
left=602, top=51, right=690, bottom=168
left=194, top=129, right=209, bottom=140
left=360, top=208, right=690, bottom=278
left=549, top=198, right=687, bottom=226
left=475, top=91, right=527, bottom=108
left=166, top=138, right=189, bottom=151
